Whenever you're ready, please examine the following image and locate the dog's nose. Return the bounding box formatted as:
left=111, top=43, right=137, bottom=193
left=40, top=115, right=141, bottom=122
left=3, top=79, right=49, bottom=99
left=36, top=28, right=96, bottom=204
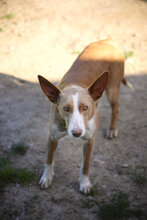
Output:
left=72, top=130, right=82, bottom=137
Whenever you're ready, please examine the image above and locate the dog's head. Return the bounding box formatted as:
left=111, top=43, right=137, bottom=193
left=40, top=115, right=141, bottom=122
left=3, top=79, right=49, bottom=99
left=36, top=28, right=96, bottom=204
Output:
left=38, top=72, right=108, bottom=138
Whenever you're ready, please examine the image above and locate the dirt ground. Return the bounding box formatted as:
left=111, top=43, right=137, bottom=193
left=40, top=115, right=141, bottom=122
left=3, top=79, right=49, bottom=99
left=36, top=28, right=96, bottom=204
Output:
left=0, top=0, right=147, bottom=219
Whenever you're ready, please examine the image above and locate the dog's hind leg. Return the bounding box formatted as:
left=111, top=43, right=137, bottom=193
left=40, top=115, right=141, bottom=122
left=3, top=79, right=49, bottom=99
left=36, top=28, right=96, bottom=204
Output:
left=105, top=60, right=124, bottom=139
left=106, top=85, right=120, bottom=139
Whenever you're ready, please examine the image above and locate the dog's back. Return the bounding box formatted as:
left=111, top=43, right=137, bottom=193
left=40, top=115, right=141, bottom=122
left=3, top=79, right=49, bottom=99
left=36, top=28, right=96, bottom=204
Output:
left=59, top=38, right=124, bottom=89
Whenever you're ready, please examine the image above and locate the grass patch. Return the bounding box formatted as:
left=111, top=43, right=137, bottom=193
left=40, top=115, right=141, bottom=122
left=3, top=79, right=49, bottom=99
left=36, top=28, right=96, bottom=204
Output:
left=116, top=168, right=123, bottom=175
left=71, top=50, right=80, bottom=55
left=23, top=200, right=29, bottom=206
left=0, top=27, right=4, bottom=32
left=0, top=157, right=35, bottom=188
left=81, top=199, right=96, bottom=209
left=124, top=51, right=133, bottom=60
left=0, top=157, right=10, bottom=167
left=99, top=192, right=130, bottom=220
left=89, top=186, right=98, bottom=196
left=135, top=173, right=146, bottom=184
left=134, top=165, right=146, bottom=185
left=10, top=143, right=28, bottom=156
left=5, top=13, right=15, bottom=20
left=32, top=194, right=40, bottom=200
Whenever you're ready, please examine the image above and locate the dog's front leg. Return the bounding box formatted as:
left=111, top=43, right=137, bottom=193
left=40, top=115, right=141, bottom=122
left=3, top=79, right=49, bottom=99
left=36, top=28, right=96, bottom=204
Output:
left=80, top=138, right=94, bottom=194
left=39, top=136, right=58, bottom=189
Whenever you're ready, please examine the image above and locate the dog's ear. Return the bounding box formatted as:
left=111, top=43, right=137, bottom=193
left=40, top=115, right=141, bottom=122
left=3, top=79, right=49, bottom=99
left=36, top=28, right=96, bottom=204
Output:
left=88, top=72, right=109, bottom=101
left=38, top=75, right=61, bottom=104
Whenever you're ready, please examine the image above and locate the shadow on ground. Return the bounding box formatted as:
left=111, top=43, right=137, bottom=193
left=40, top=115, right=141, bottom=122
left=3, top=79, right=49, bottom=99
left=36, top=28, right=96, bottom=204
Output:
left=0, top=72, right=147, bottom=220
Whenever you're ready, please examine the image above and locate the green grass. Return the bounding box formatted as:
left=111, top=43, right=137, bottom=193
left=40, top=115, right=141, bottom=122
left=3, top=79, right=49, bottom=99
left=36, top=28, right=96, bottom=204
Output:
left=89, top=186, right=98, bottom=196
left=81, top=199, right=96, bottom=209
left=124, top=51, right=133, bottom=60
left=116, top=168, right=123, bottom=175
left=10, top=143, right=28, bottom=156
left=0, top=157, right=10, bottom=167
left=71, top=50, right=80, bottom=55
left=5, top=13, right=15, bottom=20
left=135, top=173, right=146, bottom=184
left=99, top=192, right=130, bottom=220
left=32, top=194, right=40, bottom=200
left=133, top=165, right=146, bottom=185
left=80, top=187, right=146, bottom=219
left=0, top=27, right=4, bottom=32
left=0, top=157, right=35, bottom=188
left=23, top=200, right=29, bottom=206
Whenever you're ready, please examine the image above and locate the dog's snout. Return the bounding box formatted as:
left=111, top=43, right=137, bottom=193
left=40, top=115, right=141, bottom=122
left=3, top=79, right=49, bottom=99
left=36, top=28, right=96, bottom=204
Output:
left=72, top=129, right=82, bottom=137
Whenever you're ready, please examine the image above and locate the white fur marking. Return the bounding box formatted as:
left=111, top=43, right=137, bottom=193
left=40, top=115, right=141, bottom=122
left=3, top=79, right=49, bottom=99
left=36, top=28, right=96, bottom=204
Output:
left=79, top=159, right=92, bottom=194
left=68, top=92, right=85, bottom=137
left=39, top=164, right=54, bottom=188
left=52, top=123, right=67, bottom=139
left=126, top=81, right=134, bottom=90
left=80, top=174, right=92, bottom=194
left=83, top=113, right=96, bottom=140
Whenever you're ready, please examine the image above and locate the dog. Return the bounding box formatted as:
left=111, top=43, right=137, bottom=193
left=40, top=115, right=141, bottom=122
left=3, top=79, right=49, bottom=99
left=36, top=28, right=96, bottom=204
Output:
left=38, top=38, right=132, bottom=194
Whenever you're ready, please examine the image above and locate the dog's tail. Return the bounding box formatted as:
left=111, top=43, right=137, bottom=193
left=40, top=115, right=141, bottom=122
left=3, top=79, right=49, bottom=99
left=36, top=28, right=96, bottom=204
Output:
left=122, top=77, right=134, bottom=90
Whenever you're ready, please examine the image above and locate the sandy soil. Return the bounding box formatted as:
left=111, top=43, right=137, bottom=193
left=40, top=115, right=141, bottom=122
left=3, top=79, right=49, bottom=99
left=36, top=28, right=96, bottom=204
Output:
left=0, top=0, right=147, bottom=219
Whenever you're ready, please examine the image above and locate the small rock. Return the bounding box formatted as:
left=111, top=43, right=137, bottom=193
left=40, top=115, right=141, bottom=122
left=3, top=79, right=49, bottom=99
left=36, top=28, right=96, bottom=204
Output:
left=122, top=164, right=129, bottom=168
left=102, top=184, right=106, bottom=189
left=0, top=84, right=5, bottom=89
left=113, top=173, right=118, bottom=178
left=77, top=163, right=81, bottom=168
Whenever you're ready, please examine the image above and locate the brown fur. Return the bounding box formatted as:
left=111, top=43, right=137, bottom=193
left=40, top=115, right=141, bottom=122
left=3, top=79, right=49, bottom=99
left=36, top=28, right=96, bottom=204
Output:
left=38, top=38, right=129, bottom=194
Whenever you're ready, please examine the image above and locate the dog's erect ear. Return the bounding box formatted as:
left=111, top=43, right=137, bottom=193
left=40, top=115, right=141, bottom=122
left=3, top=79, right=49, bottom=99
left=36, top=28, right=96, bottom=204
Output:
left=38, top=75, right=61, bottom=104
left=88, top=72, right=109, bottom=101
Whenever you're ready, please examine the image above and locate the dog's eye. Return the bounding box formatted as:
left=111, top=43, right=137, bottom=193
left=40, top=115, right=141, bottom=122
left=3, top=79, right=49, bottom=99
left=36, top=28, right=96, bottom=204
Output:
left=63, top=106, right=70, bottom=112
left=81, top=105, right=88, bottom=111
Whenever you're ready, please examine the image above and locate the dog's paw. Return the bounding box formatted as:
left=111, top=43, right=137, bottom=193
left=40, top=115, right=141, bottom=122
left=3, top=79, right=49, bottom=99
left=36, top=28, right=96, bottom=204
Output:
left=39, top=174, right=53, bottom=189
left=39, top=164, right=54, bottom=189
left=79, top=176, right=92, bottom=194
left=106, top=128, right=118, bottom=139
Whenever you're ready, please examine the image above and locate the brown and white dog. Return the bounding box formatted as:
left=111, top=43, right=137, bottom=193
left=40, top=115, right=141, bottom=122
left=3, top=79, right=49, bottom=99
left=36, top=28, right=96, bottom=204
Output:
left=38, top=38, right=132, bottom=194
